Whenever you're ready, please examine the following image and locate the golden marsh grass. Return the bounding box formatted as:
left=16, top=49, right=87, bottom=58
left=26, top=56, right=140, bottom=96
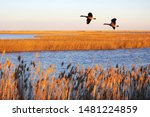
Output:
left=0, top=31, right=150, bottom=52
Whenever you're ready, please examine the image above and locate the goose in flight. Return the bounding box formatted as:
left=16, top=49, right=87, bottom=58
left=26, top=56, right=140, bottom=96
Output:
left=104, top=18, right=119, bottom=30
left=80, top=12, right=96, bottom=24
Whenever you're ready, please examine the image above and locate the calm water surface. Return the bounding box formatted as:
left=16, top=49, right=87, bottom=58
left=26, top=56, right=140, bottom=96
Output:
left=1, top=48, right=150, bottom=75
left=0, top=34, right=34, bottom=39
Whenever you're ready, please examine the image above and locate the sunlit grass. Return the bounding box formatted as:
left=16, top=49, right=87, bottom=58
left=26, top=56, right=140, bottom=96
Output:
left=0, top=31, right=150, bottom=52
left=0, top=52, right=150, bottom=100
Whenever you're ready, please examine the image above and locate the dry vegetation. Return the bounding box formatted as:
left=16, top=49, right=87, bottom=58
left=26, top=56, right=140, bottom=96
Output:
left=0, top=52, right=150, bottom=100
left=0, top=31, right=150, bottom=52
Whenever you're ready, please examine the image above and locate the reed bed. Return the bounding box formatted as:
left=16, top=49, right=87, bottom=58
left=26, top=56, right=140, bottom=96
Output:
left=0, top=31, right=150, bottom=52
left=0, top=52, right=150, bottom=100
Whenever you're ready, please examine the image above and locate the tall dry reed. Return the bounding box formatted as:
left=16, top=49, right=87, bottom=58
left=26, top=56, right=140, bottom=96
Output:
left=0, top=52, right=150, bottom=100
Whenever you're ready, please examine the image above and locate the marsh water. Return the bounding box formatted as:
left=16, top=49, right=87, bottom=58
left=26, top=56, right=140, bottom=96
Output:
left=0, top=34, right=34, bottom=39
left=1, top=48, right=150, bottom=75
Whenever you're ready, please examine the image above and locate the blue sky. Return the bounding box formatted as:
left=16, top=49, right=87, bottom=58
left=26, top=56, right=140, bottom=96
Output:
left=0, top=0, right=150, bottom=30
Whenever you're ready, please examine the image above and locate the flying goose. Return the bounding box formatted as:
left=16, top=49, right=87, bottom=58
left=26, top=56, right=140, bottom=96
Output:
left=80, top=12, right=96, bottom=24
left=104, top=18, right=119, bottom=30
